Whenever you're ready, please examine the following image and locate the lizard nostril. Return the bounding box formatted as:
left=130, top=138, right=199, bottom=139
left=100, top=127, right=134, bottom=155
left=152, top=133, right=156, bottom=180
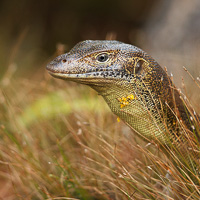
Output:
left=62, top=59, right=67, bottom=63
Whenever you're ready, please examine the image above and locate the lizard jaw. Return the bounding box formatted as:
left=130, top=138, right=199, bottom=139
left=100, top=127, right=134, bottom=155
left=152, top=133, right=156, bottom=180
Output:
left=47, top=64, right=135, bottom=82
left=47, top=69, right=115, bottom=82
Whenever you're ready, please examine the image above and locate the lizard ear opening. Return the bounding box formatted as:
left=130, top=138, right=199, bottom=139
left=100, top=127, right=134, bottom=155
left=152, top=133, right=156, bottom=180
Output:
left=124, top=58, right=145, bottom=75
left=134, top=59, right=144, bottom=74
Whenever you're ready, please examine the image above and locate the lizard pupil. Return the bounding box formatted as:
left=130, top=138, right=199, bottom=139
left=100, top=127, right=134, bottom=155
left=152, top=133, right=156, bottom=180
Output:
left=97, top=54, right=109, bottom=62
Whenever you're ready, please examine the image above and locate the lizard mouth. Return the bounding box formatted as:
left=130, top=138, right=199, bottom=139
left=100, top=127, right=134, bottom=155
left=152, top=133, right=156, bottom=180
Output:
left=47, top=70, right=124, bottom=86
left=46, top=61, right=134, bottom=82
left=47, top=64, right=134, bottom=82
left=46, top=61, right=123, bottom=79
left=47, top=69, right=120, bottom=80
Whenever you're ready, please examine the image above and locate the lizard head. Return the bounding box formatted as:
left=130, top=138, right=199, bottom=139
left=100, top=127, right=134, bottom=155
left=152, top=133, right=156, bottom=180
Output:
left=46, top=40, right=193, bottom=144
left=46, top=40, right=155, bottom=87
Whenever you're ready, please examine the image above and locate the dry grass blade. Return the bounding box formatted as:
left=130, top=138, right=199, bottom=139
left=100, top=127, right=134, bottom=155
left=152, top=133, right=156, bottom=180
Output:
left=0, top=63, right=200, bottom=199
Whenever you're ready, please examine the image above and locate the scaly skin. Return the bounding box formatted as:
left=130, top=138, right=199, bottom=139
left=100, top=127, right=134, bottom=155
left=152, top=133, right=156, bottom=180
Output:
left=47, top=40, right=194, bottom=146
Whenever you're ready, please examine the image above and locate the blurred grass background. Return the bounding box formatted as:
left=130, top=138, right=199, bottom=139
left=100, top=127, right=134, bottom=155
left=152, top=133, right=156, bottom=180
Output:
left=0, top=0, right=200, bottom=199
left=1, top=0, right=199, bottom=103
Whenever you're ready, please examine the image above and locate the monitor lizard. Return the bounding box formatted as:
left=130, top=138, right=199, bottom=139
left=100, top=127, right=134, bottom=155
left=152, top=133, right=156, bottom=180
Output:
left=46, top=40, right=199, bottom=178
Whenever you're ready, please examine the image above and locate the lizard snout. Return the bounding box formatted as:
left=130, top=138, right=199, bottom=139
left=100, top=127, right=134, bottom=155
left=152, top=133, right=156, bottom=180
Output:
left=46, top=54, right=68, bottom=73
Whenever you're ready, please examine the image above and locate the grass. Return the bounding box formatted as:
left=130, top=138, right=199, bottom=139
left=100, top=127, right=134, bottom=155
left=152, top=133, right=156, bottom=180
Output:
left=0, top=61, right=200, bottom=199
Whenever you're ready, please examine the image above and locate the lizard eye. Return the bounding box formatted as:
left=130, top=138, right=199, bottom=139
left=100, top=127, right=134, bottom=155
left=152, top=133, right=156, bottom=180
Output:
left=96, top=53, right=109, bottom=62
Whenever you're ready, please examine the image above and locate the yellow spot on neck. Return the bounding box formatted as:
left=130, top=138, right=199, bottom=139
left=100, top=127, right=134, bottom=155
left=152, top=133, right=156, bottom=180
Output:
left=118, top=94, right=136, bottom=108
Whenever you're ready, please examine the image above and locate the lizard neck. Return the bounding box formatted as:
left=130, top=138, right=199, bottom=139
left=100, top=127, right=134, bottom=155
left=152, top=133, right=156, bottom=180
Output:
left=91, top=80, right=169, bottom=143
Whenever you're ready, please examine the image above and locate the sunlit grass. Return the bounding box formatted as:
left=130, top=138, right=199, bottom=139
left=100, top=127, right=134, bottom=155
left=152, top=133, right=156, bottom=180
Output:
left=0, top=64, right=200, bottom=199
